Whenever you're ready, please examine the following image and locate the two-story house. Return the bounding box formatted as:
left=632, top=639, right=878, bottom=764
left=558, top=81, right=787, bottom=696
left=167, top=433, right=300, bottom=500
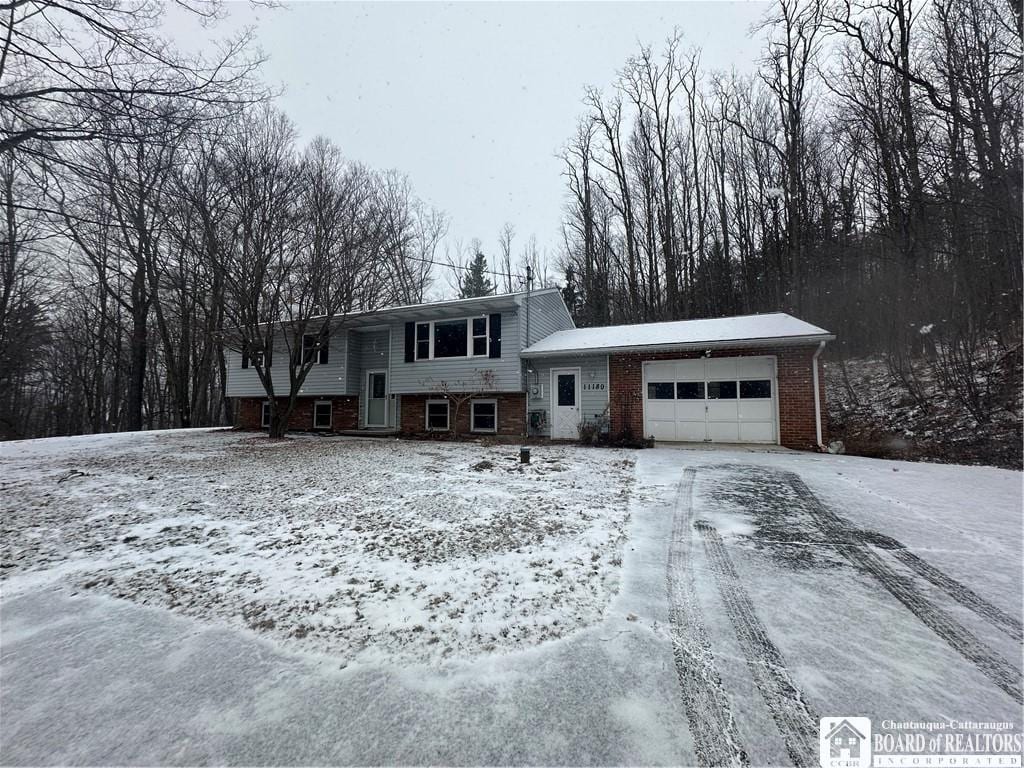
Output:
left=226, top=288, right=835, bottom=450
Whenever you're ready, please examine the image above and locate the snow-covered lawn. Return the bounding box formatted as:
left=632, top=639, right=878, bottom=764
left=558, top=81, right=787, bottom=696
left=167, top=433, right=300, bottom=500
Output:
left=0, top=430, right=636, bottom=664
left=2, top=436, right=1020, bottom=765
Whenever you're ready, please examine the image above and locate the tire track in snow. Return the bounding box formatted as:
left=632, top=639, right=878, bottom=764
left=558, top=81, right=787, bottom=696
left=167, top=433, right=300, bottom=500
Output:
left=891, top=549, right=1023, bottom=643
left=667, top=468, right=749, bottom=767
left=785, top=472, right=1023, bottom=705
left=694, top=519, right=820, bottom=768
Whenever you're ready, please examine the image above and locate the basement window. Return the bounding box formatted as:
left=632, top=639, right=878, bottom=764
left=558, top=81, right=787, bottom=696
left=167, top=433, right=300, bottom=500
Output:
left=471, top=400, right=497, bottom=433
left=313, top=401, right=332, bottom=430
left=425, top=400, right=450, bottom=431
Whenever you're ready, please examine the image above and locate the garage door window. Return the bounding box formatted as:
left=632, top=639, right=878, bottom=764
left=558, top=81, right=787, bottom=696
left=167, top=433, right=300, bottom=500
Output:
left=707, top=381, right=737, bottom=399
left=676, top=381, right=705, bottom=399
left=647, top=382, right=675, bottom=399
left=740, top=380, right=772, bottom=399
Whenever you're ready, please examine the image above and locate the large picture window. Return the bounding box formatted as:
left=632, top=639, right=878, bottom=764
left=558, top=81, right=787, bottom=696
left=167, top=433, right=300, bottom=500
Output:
left=434, top=320, right=468, bottom=358
left=471, top=400, right=497, bottom=433
left=413, top=316, right=491, bottom=360
left=425, top=400, right=450, bottom=431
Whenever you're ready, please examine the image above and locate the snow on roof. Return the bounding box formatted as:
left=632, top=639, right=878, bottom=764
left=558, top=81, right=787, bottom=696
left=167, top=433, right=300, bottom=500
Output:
left=521, top=312, right=833, bottom=356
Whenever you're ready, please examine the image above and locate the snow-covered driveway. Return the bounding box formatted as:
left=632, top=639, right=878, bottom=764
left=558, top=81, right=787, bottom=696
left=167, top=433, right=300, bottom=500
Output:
left=1, top=434, right=1021, bottom=765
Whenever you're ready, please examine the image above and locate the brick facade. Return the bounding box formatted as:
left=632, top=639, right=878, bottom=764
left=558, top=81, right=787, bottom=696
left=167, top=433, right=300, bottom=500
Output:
left=399, top=392, right=526, bottom=437
left=235, top=396, right=359, bottom=431
left=608, top=345, right=828, bottom=450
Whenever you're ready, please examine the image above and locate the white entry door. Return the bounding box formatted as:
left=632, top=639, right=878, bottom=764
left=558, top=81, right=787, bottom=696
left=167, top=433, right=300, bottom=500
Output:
left=550, top=368, right=581, bottom=439
left=366, top=371, right=387, bottom=427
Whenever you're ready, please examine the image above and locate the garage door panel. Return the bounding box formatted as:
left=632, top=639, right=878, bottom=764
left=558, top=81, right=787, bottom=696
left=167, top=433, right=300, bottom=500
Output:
left=674, top=401, right=705, bottom=420
left=648, top=420, right=678, bottom=441
left=674, top=360, right=705, bottom=379
left=645, top=361, right=676, bottom=380
left=738, top=357, right=773, bottom=378
left=647, top=401, right=675, bottom=420
left=738, top=400, right=773, bottom=421
left=706, top=358, right=738, bottom=379
left=739, top=421, right=774, bottom=442
left=707, top=401, right=739, bottom=421
left=676, top=420, right=706, bottom=441
left=707, top=421, right=740, bottom=442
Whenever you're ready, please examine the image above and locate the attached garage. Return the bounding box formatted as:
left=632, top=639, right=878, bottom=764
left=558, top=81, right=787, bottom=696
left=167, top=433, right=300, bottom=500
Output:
left=643, top=356, right=777, bottom=443
left=521, top=312, right=835, bottom=451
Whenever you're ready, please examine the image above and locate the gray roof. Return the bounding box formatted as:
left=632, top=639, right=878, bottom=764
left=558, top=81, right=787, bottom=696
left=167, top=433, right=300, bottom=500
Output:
left=521, top=312, right=833, bottom=357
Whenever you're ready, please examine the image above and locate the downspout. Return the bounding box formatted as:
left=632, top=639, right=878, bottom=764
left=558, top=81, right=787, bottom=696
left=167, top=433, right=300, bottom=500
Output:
left=812, top=340, right=826, bottom=451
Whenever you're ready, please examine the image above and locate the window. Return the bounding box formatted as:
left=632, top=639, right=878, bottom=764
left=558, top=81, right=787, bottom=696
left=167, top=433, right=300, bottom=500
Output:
left=677, top=381, right=705, bottom=399
left=261, top=401, right=271, bottom=428
left=302, top=333, right=329, bottom=365
left=313, top=401, right=332, bottom=430
left=425, top=400, right=450, bottom=431
left=740, top=379, right=771, bottom=399
left=707, top=381, right=737, bottom=399
left=557, top=374, right=576, bottom=406
left=472, top=317, right=488, bottom=356
left=433, top=320, right=468, bottom=358
left=471, top=400, right=497, bottom=433
left=647, top=382, right=675, bottom=399
left=413, top=317, right=491, bottom=360
left=415, top=322, right=430, bottom=360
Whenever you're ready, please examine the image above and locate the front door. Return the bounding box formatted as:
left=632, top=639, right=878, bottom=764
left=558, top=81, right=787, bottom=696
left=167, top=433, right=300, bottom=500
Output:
left=551, top=368, right=581, bottom=439
left=366, top=371, right=387, bottom=427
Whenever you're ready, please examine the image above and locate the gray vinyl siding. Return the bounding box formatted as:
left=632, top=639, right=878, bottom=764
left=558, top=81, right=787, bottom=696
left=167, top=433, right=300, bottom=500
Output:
left=225, top=291, right=575, bottom=401
left=345, top=331, right=362, bottom=394
left=388, top=310, right=524, bottom=393
left=225, top=332, right=349, bottom=398
left=524, top=354, right=609, bottom=437
left=520, top=289, right=575, bottom=348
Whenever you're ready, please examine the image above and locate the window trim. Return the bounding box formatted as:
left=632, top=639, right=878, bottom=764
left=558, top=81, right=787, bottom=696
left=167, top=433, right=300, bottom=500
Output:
left=313, top=400, right=332, bottom=430
left=413, top=315, right=490, bottom=361
left=261, top=400, right=272, bottom=428
left=425, top=399, right=450, bottom=431
left=302, top=332, right=329, bottom=365
left=470, top=398, right=498, bottom=434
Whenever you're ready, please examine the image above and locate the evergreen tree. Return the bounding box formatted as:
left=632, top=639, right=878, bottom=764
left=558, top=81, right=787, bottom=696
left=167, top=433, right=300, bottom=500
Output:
left=459, top=251, right=495, bottom=298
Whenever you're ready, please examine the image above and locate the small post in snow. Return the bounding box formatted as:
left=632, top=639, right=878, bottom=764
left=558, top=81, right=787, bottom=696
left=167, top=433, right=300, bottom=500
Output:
left=520, top=446, right=531, bottom=464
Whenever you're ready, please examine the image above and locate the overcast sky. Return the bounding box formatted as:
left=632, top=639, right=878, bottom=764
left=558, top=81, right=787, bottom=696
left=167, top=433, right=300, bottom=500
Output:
left=170, top=1, right=769, bottom=278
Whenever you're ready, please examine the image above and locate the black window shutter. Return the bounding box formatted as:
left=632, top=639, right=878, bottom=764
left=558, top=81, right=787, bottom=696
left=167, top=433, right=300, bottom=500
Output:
left=318, top=336, right=329, bottom=365
left=241, top=344, right=249, bottom=369
left=488, top=313, right=502, bottom=358
left=404, top=322, right=415, bottom=362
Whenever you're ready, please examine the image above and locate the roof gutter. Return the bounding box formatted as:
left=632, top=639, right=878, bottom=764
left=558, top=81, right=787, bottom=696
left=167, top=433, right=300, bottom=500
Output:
left=812, top=340, right=827, bottom=451
left=521, top=333, right=836, bottom=359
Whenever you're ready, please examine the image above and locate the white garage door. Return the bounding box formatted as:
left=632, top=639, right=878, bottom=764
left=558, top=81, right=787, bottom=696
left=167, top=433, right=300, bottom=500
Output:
left=642, top=356, right=777, bottom=443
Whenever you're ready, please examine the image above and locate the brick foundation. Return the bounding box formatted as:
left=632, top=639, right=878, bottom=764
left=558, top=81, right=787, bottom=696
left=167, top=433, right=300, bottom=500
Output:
left=235, top=396, right=359, bottom=431
left=399, top=392, right=526, bottom=437
left=608, top=345, right=828, bottom=451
